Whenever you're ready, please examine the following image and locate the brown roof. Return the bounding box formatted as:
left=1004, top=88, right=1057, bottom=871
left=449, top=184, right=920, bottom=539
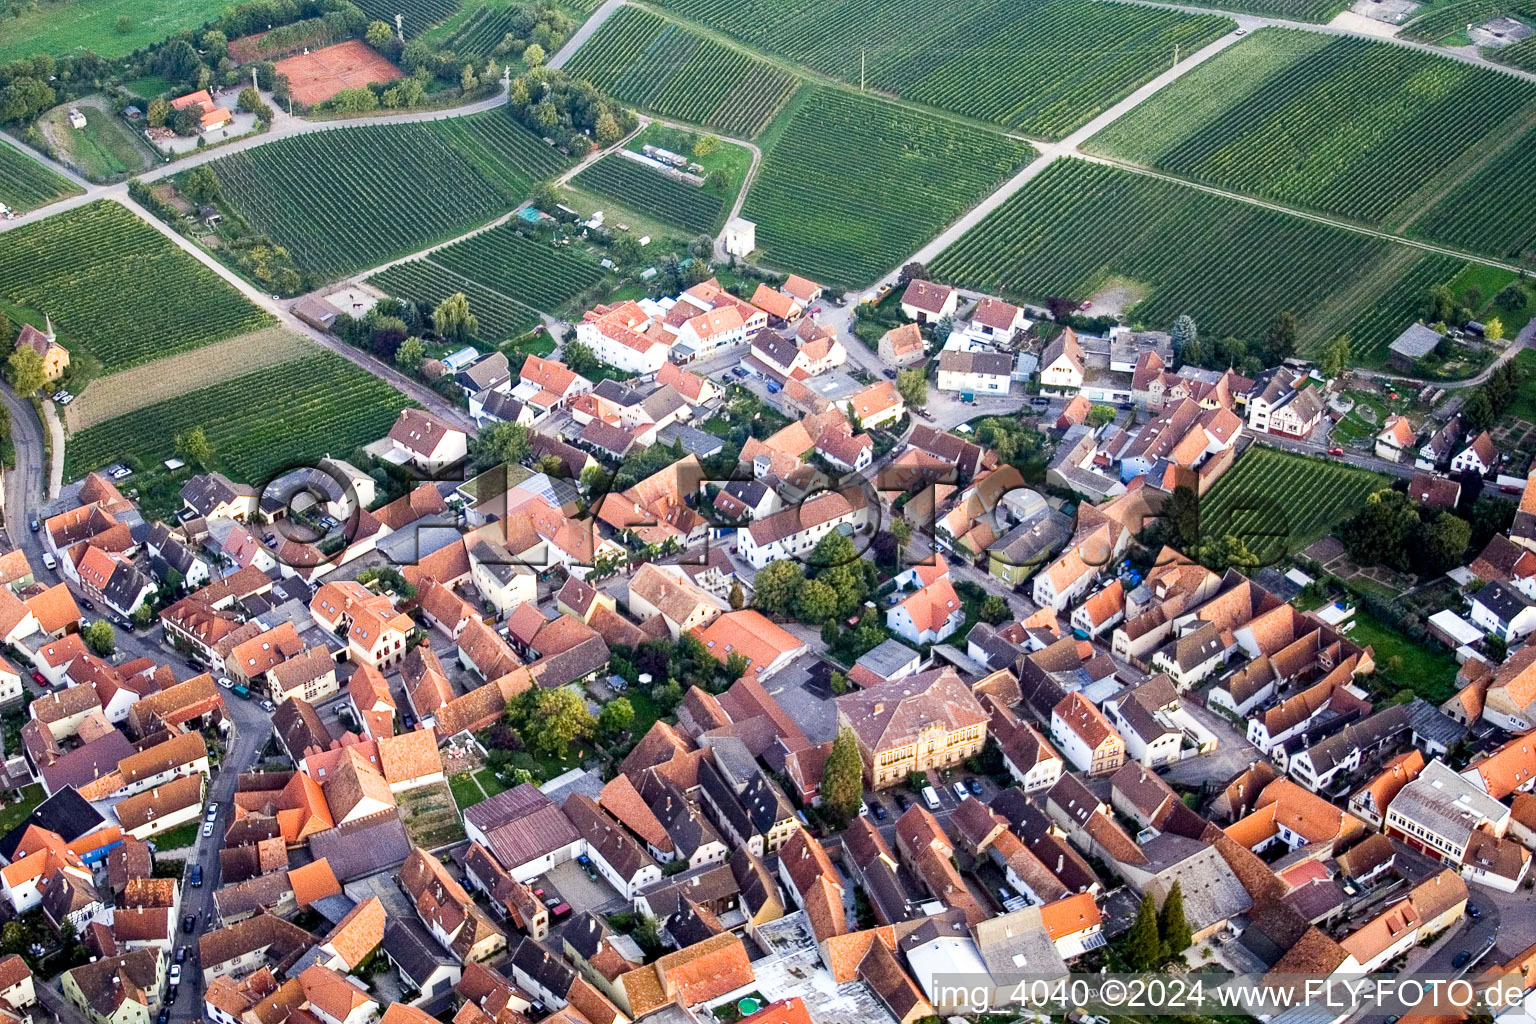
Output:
left=322, top=896, right=386, bottom=969
left=377, top=728, right=443, bottom=786
left=835, top=667, right=987, bottom=754
left=113, top=774, right=204, bottom=832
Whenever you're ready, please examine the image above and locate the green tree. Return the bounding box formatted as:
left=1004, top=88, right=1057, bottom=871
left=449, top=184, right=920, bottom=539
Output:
left=1087, top=404, right=1117, bottom=427
left=518, top=687, right=595, bottom=758
left=523, top=42, right=546, bottom=67
left=1170, top=314, right=1197, bottom=357
left=82, top=620, right=115, bottom=657
left=157, top=39, right=202, bottom=84
left=980, top=594, right=1009, bottom=624
left=830, top=671, right=849, bottom=695
left=1486, top=634, right=1509, bottom=664
left=181, top=166, right=221, bottom=204
left=1416, top=513, right=1472, bottom=576
left=753, top=561, right=804, bottom=615
left=174, top=425, right=214, bottom=468
left=432, top=292, right=478, bottom=343
left=1262, top=311, right=1299, bottom=366
left=820, top=727, right=864, bottom=822
left=1485, top=316, right=1505, bottom=342
left=563, top=340, right=600, bottom=378
left=598, top=697, right=634, bottom=736
left=896, top=367, right=927, bottom=408
left=1461, top=389, right=1496, bottom=434
left=728, top=581, right=745, bottom=610
left=1124, top=892, right=1162, bottom=970
left=1495, top=283, right=1527, bottom=312
left=236, top=86, right=262, bottom=114
left=461, top=64, right=479, bottom=93
left=0, top=921, right=24, bottom=956
left=594, top=110, right=622, bottom=145
left=395, top=337, right=426, bottom=372
left=794, top=579, right=838, bottom=623
left=1425, top=284, right=1458, bottom=324
left=890, top=518, right=911, bottom=551
left=365, top=20, right=394, bottom=49
left=470, top=421, right=531, bottom=469
left=693, top=134, right=719, bottom=158
left=5, top=346, right=46, bottom=396
left=1320, top=333, right=1352, bottom=379
left=145, top=97, right=170, bottom=127
left=1158, top=881, right=1192, bottom=958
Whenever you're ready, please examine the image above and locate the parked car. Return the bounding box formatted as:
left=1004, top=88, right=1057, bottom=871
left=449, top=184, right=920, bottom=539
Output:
left=182, top=912, right=197, bottom=934
left=260, top=699, right=276, bottom=713
left=1328, top=447, right=1345, bottom=456
left=1468, top=904, right=1481, bottom=919
left=27, top=515, right=38, bottom=532
left=549, top=902, right=572, bottom=919
left=175, top=946, right=187, bottom=964
left=966, top=778, right=984, bottom=796
left=895, top=793, right=911, bottom=812
left=882, top=369, right=897, bottom=379
left=1453, top=951, right=1471, bottom=969
left=158, top=1009, right=170, bottom=1024
left=41, top=552, right=55, bottom=571
left=217, top=677, right=233, bottom=690
left=201, top=821, right=213, bottom=838
left=189, top=864, right=202, bottom=887
left=922, top=786, right=941, bottom=810
left=169, top=965, right=182, bottom=986
left=869, top=800, right=887, bottom=820
left=79, top=598, right=94, bottom=612
left=29, top=671, right=44, bottom=685
left=952, top=781, right=968, bottom=802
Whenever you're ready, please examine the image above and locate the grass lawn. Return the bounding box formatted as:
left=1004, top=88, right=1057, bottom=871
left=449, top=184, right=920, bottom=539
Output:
left=38, top=101, right=153, bottom=182
left=1345, top=607, right=1458, bottom=703
left=449, top=772, right=483, bottom=811
left=0, top=785, right=43, bottom=834
left=0, top=0, right=228, bottom=61
left=149, top=820, right=203, bottom=851
left=504, top=331, right=556, bottom=359
left=119, top=76, right=178, bottom=101
left=1508, top=350, right=1536, bottom=423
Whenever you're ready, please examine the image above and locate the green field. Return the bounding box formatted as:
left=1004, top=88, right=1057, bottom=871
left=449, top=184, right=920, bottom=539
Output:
left=0, top=0, right=225, bottom=61
left=564, top=6, right=800, bottom=137
left=1085, top=29, right=1536, bottom=233
left=1491, top=34, right=1536, bottom=72
left=205, top=106, right=567, bottom=280
left=1199, top=448, right=1391, bottom=559
left=1330, top=253, right=1466, bottom=366
left=38, top=101, right=153, bottom=183
left=647, top=0, right=1233, bottom=139
left=354, top=0, right=460, bottom=36
left=570, top=156, right=724, bottom=234
left=929, top=159, right=1449, bottom=350
left=1148, top=0, right=1345, bottom=17
left=742, top=87, right=1031, bottom=287
left=429, top=225, right=607, bottom=313
left=0, top=201, right=272, bottom=372
left=65, top=351, right=416, bottom=484
left=0, top=144, right=80, bottom=213
left=368, top=259, right=542, bottom=342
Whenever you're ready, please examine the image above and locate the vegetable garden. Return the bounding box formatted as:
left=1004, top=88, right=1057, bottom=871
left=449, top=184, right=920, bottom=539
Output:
left=1199, top=447, right=1389, bottom=557
left=647, top=0, right=1232, bottom=139
left=64, top=351, right=416, bottom=486
left=741, top=87, right=1031, bottom=287
left=206, top=106, right=566, bottom=279
left=0, top=145, right=81, bottom=213
left=429, top=226, right=607, bottom=312
left=928, top=159, right=1438, bottom=348
left=564, top=6, right=799, bottom=137
left=1084, top=29, right=1536, bottom=231
left=569, top=156, right=724, bottom=234
left=0, top=201, right=272, bottom=372
left=368, top=259, right=542, bottom=341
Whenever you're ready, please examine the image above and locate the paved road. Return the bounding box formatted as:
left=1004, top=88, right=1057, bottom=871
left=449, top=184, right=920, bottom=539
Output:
left=548, top=0, right=625, bottom=68
left=0, top=384, right=47, bottom=537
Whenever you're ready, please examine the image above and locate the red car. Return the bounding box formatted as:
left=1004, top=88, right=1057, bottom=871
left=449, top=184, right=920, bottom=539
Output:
left=1328, top=447, right=1345, bottom=456
left=1078, top=300, right=1092, bottom=311
left=30, top=671, right=44, bottom=685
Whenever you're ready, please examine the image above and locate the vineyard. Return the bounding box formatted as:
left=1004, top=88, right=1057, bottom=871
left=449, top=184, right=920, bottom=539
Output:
left=430, top=226, right=607, bottom=312
left=647, top=0, right=1232, bottom=139
left=354, top=0, right=459, bottom=36
left=569, top=156, right=724, bottom=234
left=368, top=259, right=542, bottom=341
left=1199, top=447, right=1389, bottom=557
left=0, top=145, right=81, bottom=213
left=1140, top=0, right=1344, bottom=18
left=564, top=6, right=798, bottom=137
left=1084, top=29, right=1536, bottom=228
left=1491, top=35, right=1536, bottom=72
left=0, top=202, right=272, bottom=372
left=206, top=106, right=566, bottom=279
left=927, top=159, right=1436, bottom=347
left=742, top=87, right=1030, bottom=287
left=1407, top=126, right=1536, bottom=264
left=65, top=351, right=416, bottom=487
left=441, top=5, right=523, bottom=59
left=1332, top=253, right=1465, bottom=366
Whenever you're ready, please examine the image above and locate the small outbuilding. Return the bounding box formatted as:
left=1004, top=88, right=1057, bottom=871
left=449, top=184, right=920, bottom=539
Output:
left=1388, top=323, right=1442, bottom=372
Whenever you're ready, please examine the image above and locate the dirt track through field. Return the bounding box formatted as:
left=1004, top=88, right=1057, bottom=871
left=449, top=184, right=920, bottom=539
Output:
left=64, top=327, right=314, bottom=432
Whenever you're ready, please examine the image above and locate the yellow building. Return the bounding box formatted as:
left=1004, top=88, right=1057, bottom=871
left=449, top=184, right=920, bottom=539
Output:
left=834, top=667, right=988, bottom=787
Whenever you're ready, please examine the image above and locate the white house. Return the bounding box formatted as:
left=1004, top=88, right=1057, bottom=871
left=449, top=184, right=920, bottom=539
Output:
left=1470, top=580, right=1536, bottom=642
left=900, top=279, right=957, bottom=323
left=1038, top=330, right=1085, bottom=394
left=936, top=350, right=1012, bottom=394
left=886, top=577, right=965, bottom=646
left=578, top=301, right=671, bottom=375
left=1452, top=431, right=1498, bottom=477
left=737, top=492, right=856, bottom=570
left=385, top=410, right=468, bottom=473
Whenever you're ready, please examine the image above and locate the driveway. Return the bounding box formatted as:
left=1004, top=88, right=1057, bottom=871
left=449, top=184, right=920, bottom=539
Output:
left=1159, top=698, right=1260, bottom=788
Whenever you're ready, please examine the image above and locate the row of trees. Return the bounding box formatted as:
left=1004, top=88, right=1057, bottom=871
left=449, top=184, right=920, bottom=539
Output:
left=1121, top=883, right=1191, bottom=970
left=506, top=67, right=637, bottom=158
left=1458, top=355, right=1526, bottom=434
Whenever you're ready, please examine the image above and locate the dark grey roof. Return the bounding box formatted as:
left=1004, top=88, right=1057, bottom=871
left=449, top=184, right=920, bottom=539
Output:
left=505, top=936, right=576, bottom=995
left=181, top=472, right=256, bottom=516
left=1389, top=324, right=1443, bottom=359
left=593, top=379, right=641, bottom=405
left=272, top=697, right=332, bottom=762
left=308, top=809, right=411, bottom=881
left=1406, top=697, right=1468, bottom=749
left=1476, top=580, right=1530, bottom=624
left=854, top=638, right=922, bottom=680
left=456, top=352, right=512, bottom=392
left=938, top=349, right=1012, bottom=376
left=384, top=917, right=456, bottom=986
left=656, top=423, right=724, bottom=459
left=478, top=390, right=528, bottom=425
left=103, top=561, right=154, bottom=614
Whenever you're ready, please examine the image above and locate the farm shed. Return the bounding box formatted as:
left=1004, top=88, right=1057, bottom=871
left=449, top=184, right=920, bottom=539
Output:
left=1388, top=323, right=1442, bottom=372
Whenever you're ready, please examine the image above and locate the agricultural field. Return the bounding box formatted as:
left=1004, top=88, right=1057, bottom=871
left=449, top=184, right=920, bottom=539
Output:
left=1199, top=447, right=1390, bottom=559
left=563, top=6, right=799, bottom=137
left=741, top=87, right=1031, bottom=287
left=1329, top=253, right=1465, bottom=366
left=928, top=159, right=1445, bottom=353
left=0, top=144, right=81, bottom=213
left=64, top=351, right=416, bottom=501
left=368, top=259, right=542, bottom=342
left=353, top=0, right=459, bottom=36
left=1399, top=0, right=1536, bottom=41
left=647, top=0, right=1233, bottom=139
left=1405, top=125, right=1536, bottom=264
left=1084, top=29, right=1536, bottom=232
left=1491, top=35, right=1536, bottom=72
left=204, top=106, right=566, bottom=280
left=0, top=0, right=225, bottom=61
left=0, top=201, right=272, bottom=373
left=430, top=226, right=607, bottom=313
left=570, top=156, right=724, bottom=234
left=1145, top=0, right=1344, bottom=17
left=440, top=4, right=524, bottom=59
left=36, top=99, right=153, bottom=182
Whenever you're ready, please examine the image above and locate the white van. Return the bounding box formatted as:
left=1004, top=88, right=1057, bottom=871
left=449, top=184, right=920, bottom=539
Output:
left=41, top=552, right=56, bottom=571
left=922, top=785, right=940, bottom=810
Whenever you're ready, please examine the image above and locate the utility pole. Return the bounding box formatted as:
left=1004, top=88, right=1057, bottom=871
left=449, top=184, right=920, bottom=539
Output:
left=395, top=12, right=404, bottom=43
left=1173, top=43, right=1179, bottom=68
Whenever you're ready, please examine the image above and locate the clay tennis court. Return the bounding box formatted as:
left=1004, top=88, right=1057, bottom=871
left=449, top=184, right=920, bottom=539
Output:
left=275, top=40, right=404, bottom=106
